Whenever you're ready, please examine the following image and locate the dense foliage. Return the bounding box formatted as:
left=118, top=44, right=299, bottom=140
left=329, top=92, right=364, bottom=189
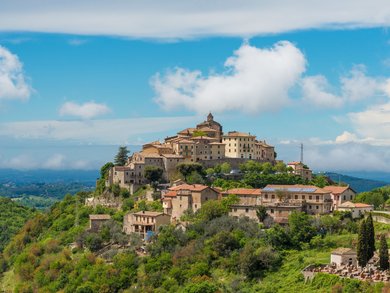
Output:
left=1, top=188, right=386, bottom=293
left=0, top=197, right=37, bottom=252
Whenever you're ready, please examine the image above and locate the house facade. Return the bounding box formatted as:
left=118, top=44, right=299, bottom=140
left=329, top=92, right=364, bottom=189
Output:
left=123, top=211, right=171, bottom=240
left=162, top=184, right=220, bottom=221
left=323, top=185, right=356, bottom=211
left=261, top=184, right=332, bottom=214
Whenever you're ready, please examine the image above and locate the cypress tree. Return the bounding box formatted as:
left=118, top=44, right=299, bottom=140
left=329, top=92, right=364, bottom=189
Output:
left=365, top=213, right=375, bottom=260
left=357, top=219, right=368, bottom=267
left=379, top=234, right=389, bottom=271
left=114, top=146, right=129, bottom=166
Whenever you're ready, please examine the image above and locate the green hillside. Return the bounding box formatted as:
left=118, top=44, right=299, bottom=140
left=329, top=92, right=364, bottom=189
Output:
left=0, top=191, right=388, bottom=292
left=0, top=197, right=37, bottom=252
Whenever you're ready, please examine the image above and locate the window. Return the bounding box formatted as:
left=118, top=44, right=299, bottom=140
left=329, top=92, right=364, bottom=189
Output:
left=234, top=208, right=237, bottom=212
left=180, top=204, right=182, bottom=208
left=309, top=196, right=312, bottom=200
left=316, top=196, right=319, bottom=202
left=245, top=208, right=249, bottom=213
left=270, top=209, right=274, bottom=213
left=295, top=195, right=298, bottom=199
left=264, top=194, right=268, bottom=199
left=271, top=194, right=275, bottom=199
left=194, top=204, right=197, bottom=209
left=205, top=197, right=208, bottom=201
left=316, top=205, right=319, bottom=209
left=302, top=195, right=305, bottom=200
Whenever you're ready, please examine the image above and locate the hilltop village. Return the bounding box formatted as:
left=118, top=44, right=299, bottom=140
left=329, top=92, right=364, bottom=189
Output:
left=107, top=113, right=311, bottom=193
left=98, top=114, right=372, bottom=235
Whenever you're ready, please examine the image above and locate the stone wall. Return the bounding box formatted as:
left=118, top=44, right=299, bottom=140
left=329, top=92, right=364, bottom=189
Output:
left=199, top=157, right=274, bottom=169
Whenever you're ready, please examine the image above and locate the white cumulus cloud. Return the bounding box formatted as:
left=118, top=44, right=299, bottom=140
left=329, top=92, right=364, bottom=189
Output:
left=153, top=41, right=306, bottom=114
left=0, top=45, right=31, bottom=100
left=301, top=75, right=343, bottom=108
left=59, top=101, right=111, bottom=119
left=301, top=65, right=390, bottom=108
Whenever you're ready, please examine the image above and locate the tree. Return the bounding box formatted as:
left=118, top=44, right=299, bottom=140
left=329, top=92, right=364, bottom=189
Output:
left=274, top=162, right=287, bottom=173
left=114, top=146, right=129, bottom=166
left=365, top=213, right=375, bottom=260
left=288, top=211, right=316, bottom=244
left=256, top=206, right=268, bottom=222
left=220, top=162, right=232, bottom=174
left=144, top=166, right=164, bottom=186
left=379, top=234, right=389, bottom=270
left=176, top=163, right=205, bottom=182
left=357, top=219, right=368, bottom=267
left=261, top=162, right=273, bottom=175
left=100, top=162, right=114, bottom=179
left=310, top=175, right=328, bottom=188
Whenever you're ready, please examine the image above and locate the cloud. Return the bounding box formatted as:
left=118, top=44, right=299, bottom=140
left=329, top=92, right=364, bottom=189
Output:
left=304, top=143, right=390, bottom=172
left=42, top=154, right=66, bottom=169
left=348, top=102, right=390, bottom=141
left=1, top=1, right=390, bottom=39
left=0, top=116, right=199, bottom=145
left=0, top=45, right=31, bottom=101
left=340, top=65, right=389, bottom=102
left=153, top=41, right=306, bottom=114
left=301, top=75, right=343, bottom=108
left=301, top=65, right=390, bottom=108
left=59, top=101, right=111, bottom=119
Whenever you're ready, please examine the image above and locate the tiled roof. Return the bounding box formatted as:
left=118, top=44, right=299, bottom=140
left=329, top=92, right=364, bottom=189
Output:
left=163, top=190, right=178, bottom=197
left=223, top=188, right=262, bottom=196
left=89, top=214, right=111, bottom=220
left=331, top=248, right=356, bottom=255
left=323, top=185, right=351, bottom=195
left=339, top=201, right=373, bottom=208
left=169, top=184, right=210, bottom=192
left=287, top=161, right=302, bottom=165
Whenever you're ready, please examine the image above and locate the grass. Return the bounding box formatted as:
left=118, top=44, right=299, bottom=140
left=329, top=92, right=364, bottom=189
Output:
left=0, top=269, right=15, bottom=293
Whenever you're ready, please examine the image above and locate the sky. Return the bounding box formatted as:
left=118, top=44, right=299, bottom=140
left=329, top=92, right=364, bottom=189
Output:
left=2, top=1, right=390, bottom=172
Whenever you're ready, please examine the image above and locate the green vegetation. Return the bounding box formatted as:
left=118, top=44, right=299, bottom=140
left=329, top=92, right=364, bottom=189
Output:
left=114, top=145, right=129, bottom=166
left=354, top=186, right=390, bottom=209
left=357, top=214, right=376, bottom=267
left=379, top=234, right=389, bottom=271
left=0, top=197, right=37, bottom=252
left=1, top=188, right=386, bottom=292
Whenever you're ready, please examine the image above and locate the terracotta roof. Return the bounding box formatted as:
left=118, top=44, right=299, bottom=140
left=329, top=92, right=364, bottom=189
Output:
left=287, top=161, right=302, bottom=165
left=209, top=142, right=225, bottom=145
left=339, top=201, right=373, bottom=208
left=163, top=190, right=178, bottom=197
left=169, top=184, right=210, bottom=192
left=143, top=153, right=163, bottom=159
left=89, top=214, right=111, bottom=220
left=131, top=211, right=166, bottom=217
left=176, top=139, right=195, bottom=144
left=224, top=188, right=262, bottom=196
left=323, top=185, right=351, bottom=195
left=331, top=248, right=356, bottom=255
left=177, top=128, right=196, bottom=134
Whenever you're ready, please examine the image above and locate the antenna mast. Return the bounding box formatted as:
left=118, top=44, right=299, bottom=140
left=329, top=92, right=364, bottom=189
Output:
left=300, top=143, right=303, bottom=163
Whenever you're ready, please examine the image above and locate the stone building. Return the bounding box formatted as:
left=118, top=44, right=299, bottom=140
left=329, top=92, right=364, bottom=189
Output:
left=338, top=201, right=373, bottom=218
left=162, top=184, right=220, bottom=221
left=123, top=211, right=171, bottom=240
left=261, top=184, right=332, bottom=214
left=323, top=185, right=356, bottom=211
left=89, top=214, right=111, bottom=232
left=287, top=161, right=313, bottom=181
left=330, top=248, right=357, bottom=267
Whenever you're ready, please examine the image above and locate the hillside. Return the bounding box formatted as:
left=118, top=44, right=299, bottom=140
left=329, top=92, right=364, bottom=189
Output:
left=0, top=197, right=37, bottom=252
left=0, top=192, right=388, bottom=292
left=323, top=172, right=388, bottom=193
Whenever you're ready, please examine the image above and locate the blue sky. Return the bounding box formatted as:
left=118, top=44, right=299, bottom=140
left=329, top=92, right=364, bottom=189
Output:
left=2, top=1, right=390, bottom=172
